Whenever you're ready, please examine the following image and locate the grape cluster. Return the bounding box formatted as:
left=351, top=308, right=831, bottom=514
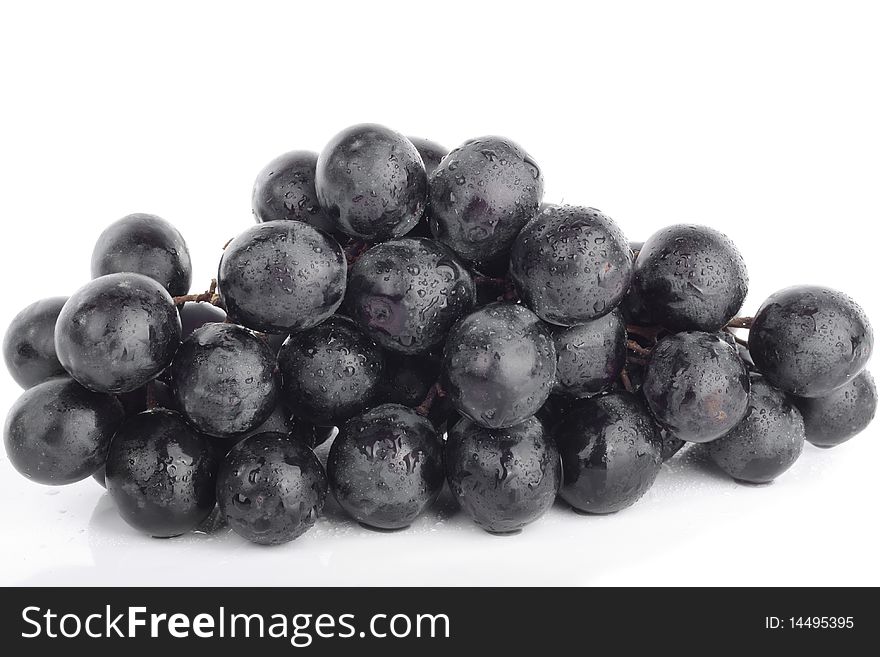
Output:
left=2, top=123, right=876, bottom=542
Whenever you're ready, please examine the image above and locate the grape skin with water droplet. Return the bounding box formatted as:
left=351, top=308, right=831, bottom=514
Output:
left=748, top=285, right=873, bottom=398
left=3, top=297, right=68, bottom=389
left=707, top=374, right=805, bottom=484
left=218, top=220, right=346, bottom=334
left=91, top=213, right=193, bottom=296
left=217, top=431, right=327, bottom=545
left=345, top=237, right=476, bottom=355
left=633, top=224, right=748, bottom=332
left=555, top=392, right=663, bottom=514
left=171, top=323, right=279, bottom=438
left=551, top=309, right=627, bottom=398
left=510, top=205, right=633, bottom=325
left=442, top=303, right=556, bottom=429
left=105, top=409, right=219, bottom=538
left=316, top=124, right=427, bottom=240
left=252, top=150, right=337, bottom=234
left=794, top=370, right=877, bottom=448
left=54, top=273, right=182, bottom=394
left=328, top=404, right=444, bottom=530
left=4, top=376, right=125, bottom=485
left=429, top=136, right=543, bottom=269
left=446, top=416, right=561, bottom=534
left=277, top=316, right=384, bottom=425
left=643, top=331, right=750, bottom=443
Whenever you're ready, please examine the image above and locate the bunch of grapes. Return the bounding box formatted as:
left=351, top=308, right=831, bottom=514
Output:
left=3, top=124, right=876, bottom=542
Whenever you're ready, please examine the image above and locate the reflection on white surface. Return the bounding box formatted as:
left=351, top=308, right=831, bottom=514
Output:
left=2, top=438, right=877, bottom=586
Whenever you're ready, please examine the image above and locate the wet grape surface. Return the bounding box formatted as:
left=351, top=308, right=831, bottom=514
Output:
left=345, top=237, right=475, bottom=355
left=54, top=273, right=182, bottom=394
left=1, top=122, right=875, bottom=553
left=218, top=220, right=346, bottom=334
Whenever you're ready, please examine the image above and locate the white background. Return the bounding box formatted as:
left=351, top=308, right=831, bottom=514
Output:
left=0, top=1, right=877, bottom=586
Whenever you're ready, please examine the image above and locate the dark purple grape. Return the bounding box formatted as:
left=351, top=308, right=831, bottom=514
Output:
left=643, top=332, right=750, bottom=443
left=748, top=286, right=873, bottom=397
left=794, top=370, right=877, bottom=448
left=345, top=237, right=475, bottom=354
left=443, top=303, right=556, bottom=428
left=407, top=136, right=447, bottom=175
left=117, top=379, right=175, bottom=416
left=171, top=323, right=279, bottom=438
left=91, top=213, right=192, bottom=296
left=105, top=409, right=219, bottom=537
left=178, top=302, right=226, bottom=338
left=217, top=432, right=327, bottom=545
left=446, top=416, right=561, bottom=534
left=707, top=374, right=805, bottom=483
left=252, top=150, right=336, bottom=234
left=316, top=124, right=427, bottom=240
left=54, top=273, right=182, bottom=394
left=218, top=221, right=346, bottom=334
left=328, top=404, right=444, bottom=530
left=429, top=136, right=543, bottom=268
left=4, top=377, right=124, bottom=485
left=632, top=225, right=748, bottom=331
left=510, top=206, right=633, bottom=325
left=552, top=309, right=626, bottom=398
left=555, top=392, right=662, bottom=514
left=277, top=316, right=384, bottom=425
left=3, top=297, right=68, bottom=389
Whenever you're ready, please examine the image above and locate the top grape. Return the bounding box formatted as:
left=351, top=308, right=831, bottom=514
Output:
left=429, top=136, right=543, bottom=271
left=316, top=124, right=428, bottom=240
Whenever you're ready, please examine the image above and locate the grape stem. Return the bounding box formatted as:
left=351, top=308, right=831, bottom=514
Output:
left=726, top=316, right=753, bottom=329
left=619, top=369, right=634, bottom=393
left=145, top=381, right=158, bottom=409
left=415, top=381, right=446, bottom=417
left=172, top=279, right=222, bottom=307
left=627, top=339, right=652, bottom=358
